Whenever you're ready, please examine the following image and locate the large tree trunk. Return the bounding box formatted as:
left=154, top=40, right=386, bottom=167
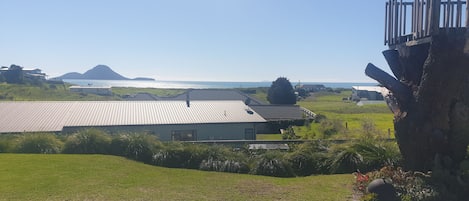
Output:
left=366, top=29, right=469, bottom=172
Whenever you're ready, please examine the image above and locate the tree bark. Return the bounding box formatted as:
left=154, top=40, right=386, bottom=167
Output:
left=367, top=29, right=469, bottom=171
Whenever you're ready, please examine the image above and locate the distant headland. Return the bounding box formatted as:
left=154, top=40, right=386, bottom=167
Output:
left=53, top=65, right=155, bottom=81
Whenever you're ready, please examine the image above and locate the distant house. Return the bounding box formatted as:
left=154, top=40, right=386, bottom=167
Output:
left=69, top=86, right=112, bottom=96
left=23, top=68, right=47, bottom=81
left=351, top=86, right=389, bottom=101
left=295, top=84, right=326, bottom=92
left=0, top=101, right=266, bottom=141
left=250, top=104, right=315, bottom=133
left=0, top=66, right=7, bottom=78
left=0, top=65, right=46, bottom=83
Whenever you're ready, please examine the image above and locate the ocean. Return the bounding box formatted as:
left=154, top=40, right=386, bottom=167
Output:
left=62, top=79, right=379, bottom=89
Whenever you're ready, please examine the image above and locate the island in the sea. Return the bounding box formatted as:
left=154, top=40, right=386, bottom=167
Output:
left=53, top=65, right=155, bottom=81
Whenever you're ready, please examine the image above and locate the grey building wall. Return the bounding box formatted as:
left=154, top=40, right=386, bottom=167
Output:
left=62, top=122, right=261, bottom=141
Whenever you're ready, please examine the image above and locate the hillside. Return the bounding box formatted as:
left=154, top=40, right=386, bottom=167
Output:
left=0, top=154, right=353, bottom=201
left=54, top=65, right=154, bottom=80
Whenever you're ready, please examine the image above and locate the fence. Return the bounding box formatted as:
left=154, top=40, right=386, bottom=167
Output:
left=385, top=0, right=468, bottom=46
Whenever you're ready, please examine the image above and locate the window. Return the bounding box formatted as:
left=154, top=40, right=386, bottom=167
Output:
left=171, top=130, right=197, bottom=141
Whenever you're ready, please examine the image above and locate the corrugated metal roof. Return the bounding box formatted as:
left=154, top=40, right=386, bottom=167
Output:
left=0, top=101, right=266, bottom=133
left=250, top=105, right=304, bottom=120
left=154, top=89, right=266, bottom=105
left=352, top=86, right=389, bottom=96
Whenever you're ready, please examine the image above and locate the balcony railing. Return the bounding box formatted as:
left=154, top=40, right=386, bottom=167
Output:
left=385, top=0, right=468, bottom=47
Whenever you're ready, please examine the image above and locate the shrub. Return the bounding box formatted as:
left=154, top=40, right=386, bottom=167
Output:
left=251, top=151, right=295, bottom=177
left=15, top=133, right=63, bottom=154
left=282, top=126, right=300, bottom=140
left=0, top=136, right=16, bottom=153
left=62, top=129, right=111, bottom=154
left=199, top=146, right=250, bottom=173
left=286, top=141, right=330, bottom=176
left=318, top=119, right=345, bottom=137
left=328, top=145, right=364, bottom=174
left=199, top=158, right=250, bottom=173
left=313, top=113, right=327, bottom=123
left=352, top=140, right=401, bottom=172
left=328, top=139, right=402, bottom=174
left=153, top=142, right=205, bottom=169
left=110, top=133, right=162, bottom=163
left=356, top=166, right=438, bottom=201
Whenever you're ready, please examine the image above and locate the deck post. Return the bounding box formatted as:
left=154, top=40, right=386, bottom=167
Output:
left=395, top=0, right=399, bottom=43
left=456, top=0, right=462, bottom=27
left=431, top=0, right=441, bottom=35
left=466, top=0, right=469, bottom=27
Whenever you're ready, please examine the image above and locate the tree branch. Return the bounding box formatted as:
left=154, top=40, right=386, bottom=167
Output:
left=365, top=63, right=412, bottom=105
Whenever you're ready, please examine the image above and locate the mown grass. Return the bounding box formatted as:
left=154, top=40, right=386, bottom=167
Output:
left=0, top=83, right=119, bottom=101
left=256, top=134, right=282, bottom=140
left=0, top=83, right=186, bottom=101
left=112, top=87, right=185, bottom=97
left=296, top=91, right=394, bottom=139
left=244, top=87, right=269, bottom=103
left=0, top=154, right=353, bottom=201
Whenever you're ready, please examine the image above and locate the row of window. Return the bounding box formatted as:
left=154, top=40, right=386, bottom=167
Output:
left=170, top=128, right=255, bottom=141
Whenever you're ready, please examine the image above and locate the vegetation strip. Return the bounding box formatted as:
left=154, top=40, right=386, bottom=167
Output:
left=0, top=154, right=352, bottom=201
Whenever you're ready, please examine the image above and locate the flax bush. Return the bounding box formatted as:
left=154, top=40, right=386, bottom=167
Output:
left=251, top=151, right=294, bottom=177
left=328, top=139, right=401, bottom=174
left=152, top=142, right=193, bottom=168
left=110, top=133, right=162, bottom=164
left=286, top=141, right=330, bottom=176
left=0, top=136, right=16, bottom=153
left=62, top=128, right=111, bottom=154
left=15, top=133, right=63, bottom=154
left=199, top=145, right=250, bottom=173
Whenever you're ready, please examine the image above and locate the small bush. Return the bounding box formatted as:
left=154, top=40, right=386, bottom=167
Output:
left=282, top=126, right=300, bottom=140
left=356, top=166, right=438, bottom=201
left=152, top=142, right=191, bottom=168
left=286, top=141, right=330, bottom=175
left=62, top=129, right=111, bottom=154
left=328, top=139, right=401, bottom=174
left=199, top=145, right=250, bottom=173
left=199, top=158, right=250, bottom=173
left=110, top=133, right=162, bottom=163
left=328, top=145, right=364, bottom=174
left=251, top=151, right=295, bottom=177
left=0, top=136, right=16, bottom=153
left=319, top=119, right=345, bottom=137
left=15, top=133, right=63, bottom=154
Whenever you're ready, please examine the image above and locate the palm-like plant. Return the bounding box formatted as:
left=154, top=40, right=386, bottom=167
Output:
left=328, top=139, right=401, bottom=173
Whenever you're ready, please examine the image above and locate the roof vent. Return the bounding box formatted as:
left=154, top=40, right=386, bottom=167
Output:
left=245, top=109, right=254, bottom=115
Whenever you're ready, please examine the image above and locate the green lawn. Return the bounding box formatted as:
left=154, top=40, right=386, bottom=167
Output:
left=0, top=83, right=186, bottom=101
left=112, top=87, right=185, bottom=97
left=297, top=91, right=394, bottom=139
left=256, top=134, right=283, bottom=140
left=0, top=83, right=119, bottom=101
left=0, top=154, right=353, bottom=201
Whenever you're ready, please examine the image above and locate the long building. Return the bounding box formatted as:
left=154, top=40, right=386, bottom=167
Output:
left=0, top=101, right=266, bottom=141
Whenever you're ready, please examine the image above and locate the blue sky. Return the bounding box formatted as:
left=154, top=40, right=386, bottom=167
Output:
left=1, top=0, right=389, bottom=82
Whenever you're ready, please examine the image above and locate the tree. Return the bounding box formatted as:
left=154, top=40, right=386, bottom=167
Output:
left=366, top=31, right=469, bottom=198
left=267, top=77, right=296, bottom=104
left=4, top=65, right=24, bottom=84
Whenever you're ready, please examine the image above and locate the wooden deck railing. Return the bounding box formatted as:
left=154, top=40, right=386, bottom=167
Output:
left=385, top=0, right=468, bottom=47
